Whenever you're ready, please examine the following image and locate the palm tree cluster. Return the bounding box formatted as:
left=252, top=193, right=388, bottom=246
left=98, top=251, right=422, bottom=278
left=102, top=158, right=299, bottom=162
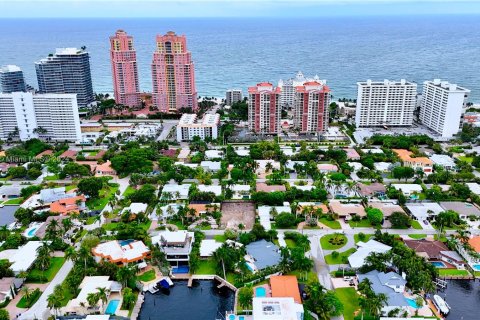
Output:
left=357, top=278, right=388, bottom=318
left=304, top=282, right=344, bottom=320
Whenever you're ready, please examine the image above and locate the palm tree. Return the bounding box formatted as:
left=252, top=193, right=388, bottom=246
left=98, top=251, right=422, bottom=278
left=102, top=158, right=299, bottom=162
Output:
left=0, top=225, right=8, bottom=241
left=21, top=286, right=32, bottom=301
left=116, top=266, right=137, bottom=288
left=64, top=246, right=78, bottom=263
left=61, top=217, right=73, bottom=234
left=78, top=246, right=91, bottom=272
left=370, top=293, right=388, bottom=316
left=96, top=287, right=110, bottom=312
left=87, top=292, right=100, bottom=310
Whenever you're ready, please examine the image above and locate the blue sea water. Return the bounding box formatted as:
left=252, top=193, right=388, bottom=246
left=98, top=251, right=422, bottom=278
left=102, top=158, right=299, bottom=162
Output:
left=0, top=16, right=479, bottom=100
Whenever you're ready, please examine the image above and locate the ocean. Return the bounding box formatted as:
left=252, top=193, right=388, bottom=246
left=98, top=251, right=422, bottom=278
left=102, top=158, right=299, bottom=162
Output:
left=0, top=16, right=479, bottom=101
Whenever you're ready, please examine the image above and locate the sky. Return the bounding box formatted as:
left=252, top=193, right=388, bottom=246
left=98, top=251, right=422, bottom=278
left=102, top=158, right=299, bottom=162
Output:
left=1, top=0, right=480, bottom=18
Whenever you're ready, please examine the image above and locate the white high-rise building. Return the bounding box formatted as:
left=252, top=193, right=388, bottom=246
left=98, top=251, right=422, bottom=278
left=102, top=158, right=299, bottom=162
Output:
left=278, top=71, right=325, bottom=108
left=420, top=79, right=470, bottom=138
left=355, top=79, right=417, bottom=127
left=0, top=92, right=81, bottom=141
left=176, top=113, right=220, bottom=142
left=225, top=89, right=242, bottom=106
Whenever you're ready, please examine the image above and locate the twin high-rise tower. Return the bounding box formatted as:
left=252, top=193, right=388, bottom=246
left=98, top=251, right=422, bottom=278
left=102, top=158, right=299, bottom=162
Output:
left=110, top=30, right=198, bottom=112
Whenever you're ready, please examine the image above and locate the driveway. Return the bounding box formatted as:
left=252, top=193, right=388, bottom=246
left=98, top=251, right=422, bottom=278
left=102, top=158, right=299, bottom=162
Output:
left=18, top=260, right=74, bottom=320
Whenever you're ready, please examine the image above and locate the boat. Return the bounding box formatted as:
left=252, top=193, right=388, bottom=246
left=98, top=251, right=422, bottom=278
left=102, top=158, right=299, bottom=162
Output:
left=157, top=277, right=174, bottom=289
left=433, top=294, right=450, bottom=315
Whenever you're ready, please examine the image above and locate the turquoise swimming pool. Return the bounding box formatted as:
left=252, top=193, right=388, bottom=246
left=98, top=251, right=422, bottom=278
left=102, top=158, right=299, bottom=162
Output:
left=106, top=299, right=120, bottom=314
left=255, top=287, right=266, bottom=297
left=406, top=298, right=419, bottom=309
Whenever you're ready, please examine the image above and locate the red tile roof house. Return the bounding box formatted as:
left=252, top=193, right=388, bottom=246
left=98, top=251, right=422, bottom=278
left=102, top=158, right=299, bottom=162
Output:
left=35, top=149, right=54, bottom=159
left=84, top=149, right=107, bottom=161
left=404, top=239, right=466, bottom=269
left=95, top=160, right=117, bottom=177
left=50, top=195, right=87, bottom=215
left=59, top=149, right=78, bottom=160
left=256, top=182, right=287, bottom=193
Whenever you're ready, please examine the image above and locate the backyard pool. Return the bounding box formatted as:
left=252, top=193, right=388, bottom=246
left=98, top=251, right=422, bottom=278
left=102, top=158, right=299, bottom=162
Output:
left=472, top=264, right=480, bottom=271
left=255, top=287, right=266, bottom=297
left=24, top=223, right=43, bottom=238
left=405, top=298, right=419, bottom=309
left=172, top=266, right=190, bottom=274
left=245, top=262, right=255, bottom=272
left=119, top=239, right=134, bottom=246
left=431, top=261, right=447, bottom=268
left=105, top=299, right=120, bottom=315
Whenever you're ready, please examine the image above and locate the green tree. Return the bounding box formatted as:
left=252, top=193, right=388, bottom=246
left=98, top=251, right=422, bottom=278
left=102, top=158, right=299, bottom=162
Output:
left=0, top=309, right=9, bottom=320
left=366, top=208, right=383, bottom=225
left=8, top=166, right=27, bottom=178
left=304, top=282, right=343, bottom=319
left=238, top=286, right=253, bottom=309
left=389, top=211, right=411, bottom=229
left=78, top=177, right=104, bottom=198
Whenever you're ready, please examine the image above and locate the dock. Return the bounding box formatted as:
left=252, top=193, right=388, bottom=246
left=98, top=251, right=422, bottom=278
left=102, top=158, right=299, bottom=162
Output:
left=130, top=292, right=145, bottom=320
left=426, top=298, right=445, bottom=320
left=188, top=276, right=193, bottom=287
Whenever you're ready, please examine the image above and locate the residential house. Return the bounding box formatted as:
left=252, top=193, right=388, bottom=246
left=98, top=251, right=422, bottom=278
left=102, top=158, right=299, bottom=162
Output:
left=199, top=239, right=222, bottom=258
left=329, top=200, right=366, bottom=220
left=348, top=239, right=392, bottom=269
left=258, top=204, right=291, bottom=231
left=200, top=161, right=221, bottom=172
left=0, top=277, right=18, bottom=304
left=345, top=148, right=361, bottom=160
left=198, top=185, right=222, bottom=196
left=245, top=239, right=281, bottom=271
left=0, top=241, right=43, bottom=274
left=230, top=184, right=251, bottom=199
left=430, top=154, right=456, bottom=171
left=92, top=240, right=150, bottom=266
left=270, top=275, right=302, bottom=304
left=391, top=184, right=423, bottom=196
left=358, top=183, right=386, bottom=198
left=161, top=184, right=191, bottom=200
left=256, top=183, right=286, bottom=193
left=152, top=231, right=195, bottom=264
left=439, top=201, right=480, bottom=220
left=95, top=160, right=116, bottom=176
left=368, top=201, right=405, bottom=218
left=357, top=271, right=410, bottom=316
left=317, top=163, right=338, bottom=173
left=404, top=239, right=466, bottom=269
left=393, top=149, right=433, bottom=175
left=50, top=195, right=86, bottom=215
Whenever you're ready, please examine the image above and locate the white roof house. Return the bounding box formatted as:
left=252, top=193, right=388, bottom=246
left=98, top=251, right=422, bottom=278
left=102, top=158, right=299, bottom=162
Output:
left=198, top=185, right=222, bottom=196
left=467, top=183, right=480, bottom=195
left=121, top=202, right=148, bottom=215
left=258, top=205, right=291, bottom=231
left=200, top=161, right=221, bottom=172
left=92, top=240, right=150, bottom=264
left=255, top=160, right=281, bottom=173
left=152, top=203, right=181, bottom=220
left=65, top=276, right=121, bottom=313
left=430, top=154, right=456, bottom=170
left=406, top=202, right=445, bottom=220
left=152, top=230, right=195, bottom=262
left=348, top=239, right=392, bottom=269
left=161, top=184, right=191, bottom=200
left=391, top=184, right=423, bottom=196
left=40, top=187, right=74, bottom=203
left=374, top=162, right=392, bottom=172
left=252, top=297, right=304, bottom=320
left=0, top=241, right=43, bottom=274
left=200, top=239, right=223, bottom=257
left=235, top=147, right=250, bottom=157
left=205, top=150, right=223, bottom=160
left=230, top=184, right=251, bottom=199
left=294, top=185, right=314, bottom=191
left=175, top=162, right=199, bottom=169
left=361, top=148, right=384, bottom=154
left=285, top=160, right=306, bottom=171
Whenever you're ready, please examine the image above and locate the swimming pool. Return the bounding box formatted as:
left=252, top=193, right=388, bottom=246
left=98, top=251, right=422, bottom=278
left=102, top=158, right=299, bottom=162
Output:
left=172, top=266, right=190, bottom=274
left=105, top=299, right=120, bottom=315
left=431, top=261, right=447, bottom=268
left=119, top=239, right=134, bottom=246
left=245, top=262, right=255, bottom=272
left=473, top=264, right=480, bottom=271
left=255, top=287, right=266, bottom=297
left=405, top=298, right=419, bottom=309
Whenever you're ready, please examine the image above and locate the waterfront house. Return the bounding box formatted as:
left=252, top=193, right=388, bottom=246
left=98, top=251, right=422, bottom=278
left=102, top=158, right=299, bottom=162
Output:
left=64, top=276, right=122, bottom=315
left=404, top=239, right=466, bottom=269
left=92, top=240, right=151, bottom=266
left=152, top=230, right=195, bottom=264
left=199, top=239, right=222, bottom=258
left=269, top=275, right=302, bottom=304
left=357, top=271, right=410, bottom=316
left=245, top=239, right=281, bottom=272
left=251, top=297, right=304, bottom=320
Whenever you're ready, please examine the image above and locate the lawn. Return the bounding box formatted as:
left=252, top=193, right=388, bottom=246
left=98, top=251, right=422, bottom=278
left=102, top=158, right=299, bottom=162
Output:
left=213, top=235, right=227, bottom=242
left=167, top=219, right=187, bottom=230
left=319, top=217, right=342, bottom=229
left=288, top=269, right=318, bottom=284
left=137, top=269, right=156, bottom=282
left=86, top=184, right=119, bottom=211
left=59, top=286, right=75, bottom=307
left=26, top=257, right=65, bottom=283
left=348, top=219, right=373, bottom=228
left=195, top=259, right=217, bottom=275
left=335, top=287, right=360, bottom=320
left=439, top=269, right=471, bottom=276
left=409, top=234, right=427, bottom=239
left=325, top=248, right=357, bottom=265
left=354, top=234, right=374, bottom=244
left=122, top=185, right=136, bottom=197
left=44, top=174, right=60, bottom=181
left=285, top=239, right=297, bottom=249
left=458, top=156, right=473, bottom=163
left=102, top=222, right=118, bottom=231
left=4, top=197, right=24, bottom=205
left=411, top=220, right=423, bottom=230
left=320, top=234, right=348, bottom=250
left=65, top=184, right=77, bottom=192
left=16, top=289, right=42, bottom=308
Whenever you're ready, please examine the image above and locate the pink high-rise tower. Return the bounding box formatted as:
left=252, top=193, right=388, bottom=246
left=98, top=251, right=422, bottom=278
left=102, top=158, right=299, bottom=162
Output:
left=110, top=30, right=141, bottom=108
left=152, top=31, right=198, bottom=112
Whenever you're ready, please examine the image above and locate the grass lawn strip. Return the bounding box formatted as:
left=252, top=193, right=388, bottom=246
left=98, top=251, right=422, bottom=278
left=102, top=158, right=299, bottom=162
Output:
left=320, top=234, right=348, bottom=250
left=325, top=248, right=357, bottom=265
left=335, top=287, right=360, bottom=320
left=26, top=257, right=65, bottom=283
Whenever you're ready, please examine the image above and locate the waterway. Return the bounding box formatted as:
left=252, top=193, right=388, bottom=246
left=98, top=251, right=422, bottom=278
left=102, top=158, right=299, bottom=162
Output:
left=138, top=280, right=235, bottom=320
left=441, top=280, right=480, bottom=319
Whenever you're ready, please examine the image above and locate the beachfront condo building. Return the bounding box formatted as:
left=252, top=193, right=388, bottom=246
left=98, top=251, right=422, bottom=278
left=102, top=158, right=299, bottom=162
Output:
left=225, top=89, right=242, bottom=106
left=293, top=81, right=330, bottom=134
left=355, top=79, right=417, bottom=127
left=420, top=79, right=470, bottom=138
left=248, top=82, right=282, bottom=135
left=110, top=30, right=142, bottom=108
left=0, top=92, right=81, bottom=142
left=278, top=71, right=326, bottom=109
left=35, top=48, right=95, bottom=108
left=151, top=31, right=198, bottom=112
left=0, top=65, right=26, bottom=93
left=176, top=113, right=220, bottom=142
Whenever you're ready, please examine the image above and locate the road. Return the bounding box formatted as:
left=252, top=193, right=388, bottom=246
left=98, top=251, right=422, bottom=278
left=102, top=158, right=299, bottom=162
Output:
left=19, top=260, right=74, bottom=320
left=157, top=122, right=175, bottom=141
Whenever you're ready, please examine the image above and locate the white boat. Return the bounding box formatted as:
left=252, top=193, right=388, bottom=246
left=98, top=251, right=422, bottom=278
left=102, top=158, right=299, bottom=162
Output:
left=433, top=294, right=450, bottom=315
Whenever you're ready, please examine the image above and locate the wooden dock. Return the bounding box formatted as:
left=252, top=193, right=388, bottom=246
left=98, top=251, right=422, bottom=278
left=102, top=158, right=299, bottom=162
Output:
left=426, top=298, right=445, bottom=320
